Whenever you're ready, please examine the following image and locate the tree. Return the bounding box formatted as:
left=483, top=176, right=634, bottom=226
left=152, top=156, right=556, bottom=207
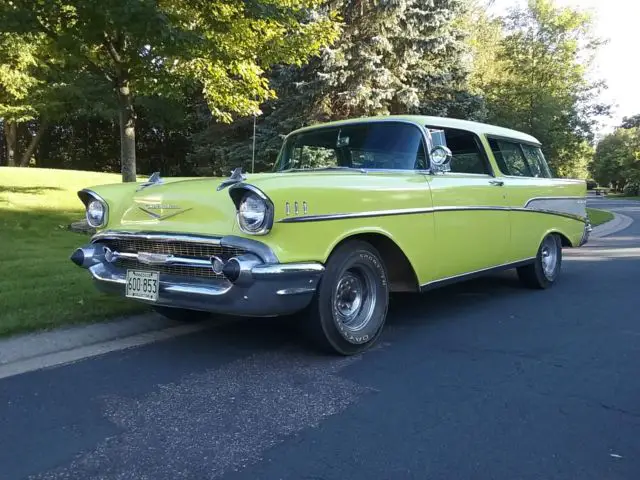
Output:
left=192, top=0, right=481, bottom=172
left=475, top=0, right=609, bottom=177
left=591, top=127, right=640, bottom=193
left=621, top=114, right=640, bottom=130
left=0, top=33, right=44, bottom=166
left=0, top=0, right=338, bottom=181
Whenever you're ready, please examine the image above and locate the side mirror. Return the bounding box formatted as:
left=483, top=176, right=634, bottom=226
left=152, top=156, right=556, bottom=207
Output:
left=430, top=145, right=452, bottom=172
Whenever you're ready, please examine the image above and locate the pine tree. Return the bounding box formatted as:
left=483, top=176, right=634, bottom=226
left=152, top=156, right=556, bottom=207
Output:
left=193, top=0, right=481, bottom=172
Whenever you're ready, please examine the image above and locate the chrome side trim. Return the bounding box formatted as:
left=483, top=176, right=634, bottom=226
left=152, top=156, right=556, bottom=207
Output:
left=278, top=207, right=436, bottom=223
left=420, top=258, right=536, bottom=292
left=523, top=196, right=587, bottom=207
left=512, top=207, right=587, bottom=223
left=277, top=204, right=587, bottom=223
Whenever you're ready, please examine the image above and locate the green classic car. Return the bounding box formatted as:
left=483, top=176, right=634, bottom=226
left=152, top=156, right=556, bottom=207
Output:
left=70, top=115, right=590, bottom=355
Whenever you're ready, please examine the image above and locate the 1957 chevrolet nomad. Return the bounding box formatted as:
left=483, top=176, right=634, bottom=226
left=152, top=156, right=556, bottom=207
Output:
left=71, top=116, right=590, bottom=355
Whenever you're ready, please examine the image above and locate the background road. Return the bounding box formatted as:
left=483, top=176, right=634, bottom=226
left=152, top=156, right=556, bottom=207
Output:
left=1, top=199, right=639, bottom=480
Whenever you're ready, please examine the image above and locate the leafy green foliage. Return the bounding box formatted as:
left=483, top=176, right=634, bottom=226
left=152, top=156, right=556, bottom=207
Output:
left=591, top=125, right=640, bottom=193
left=0, top=0, right=338, bottom=179
left=192, top=0, right=482, bottom=172
left=473, top=0, right=608, bottom=178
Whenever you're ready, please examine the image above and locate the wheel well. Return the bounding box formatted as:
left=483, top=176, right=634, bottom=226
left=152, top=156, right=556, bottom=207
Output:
left=553, top=232, right=572, bottom=247
left=333, top=233, right=419, bottom=292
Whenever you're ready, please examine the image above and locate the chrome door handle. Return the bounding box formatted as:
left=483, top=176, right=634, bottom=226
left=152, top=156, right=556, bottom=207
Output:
left=489, top=180, right=504, bottom=186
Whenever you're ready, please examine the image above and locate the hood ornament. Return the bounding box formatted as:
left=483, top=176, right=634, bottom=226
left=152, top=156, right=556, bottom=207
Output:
left=217, top=167, right=246, bottom=191
left=137, top=171, right=163, bottom=191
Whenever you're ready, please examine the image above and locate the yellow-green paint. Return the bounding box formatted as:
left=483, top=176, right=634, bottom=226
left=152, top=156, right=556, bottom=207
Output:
left=81, top=117, right=587, bottom=288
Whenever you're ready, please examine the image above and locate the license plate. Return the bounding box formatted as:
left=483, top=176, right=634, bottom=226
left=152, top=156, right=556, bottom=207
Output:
left=125, top=270, right=159, bottom=301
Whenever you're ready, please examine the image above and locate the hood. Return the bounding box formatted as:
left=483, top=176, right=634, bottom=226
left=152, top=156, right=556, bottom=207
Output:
left=93, top=177, right=239, bottom=236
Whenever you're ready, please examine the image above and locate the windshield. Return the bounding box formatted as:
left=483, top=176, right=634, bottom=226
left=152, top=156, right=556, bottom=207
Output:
left=275, top=122, right=427, bottom=172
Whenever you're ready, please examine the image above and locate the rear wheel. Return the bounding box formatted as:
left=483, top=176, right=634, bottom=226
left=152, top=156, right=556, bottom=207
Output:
left=304, top=240, right=389, bottom=355
left=517, top=234, right=562, bottom=289
left=152, top=306, right=210, bottom=323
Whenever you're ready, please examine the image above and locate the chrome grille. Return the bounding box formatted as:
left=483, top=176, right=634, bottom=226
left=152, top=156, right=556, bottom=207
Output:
left=100, top=236, right=247, bottom=280
left=104, top=238, right=246, bottom=260
left=114, top=258, right=223, bottom=279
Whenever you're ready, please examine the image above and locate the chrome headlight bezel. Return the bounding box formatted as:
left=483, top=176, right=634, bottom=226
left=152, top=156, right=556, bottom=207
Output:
left=230, top=185, right=274, bottom=235
left=79, top=190, right=108, bottom=228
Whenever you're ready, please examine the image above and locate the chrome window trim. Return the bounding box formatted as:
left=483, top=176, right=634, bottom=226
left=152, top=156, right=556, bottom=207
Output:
left=420, top=257, right=536, bottom=292
left=79, top=189, right=109, bottom=228
left=424, top=124, right=497, bottom=177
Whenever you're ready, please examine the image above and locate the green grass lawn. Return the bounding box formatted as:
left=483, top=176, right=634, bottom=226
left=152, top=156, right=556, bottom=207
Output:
left=0, top=167, right=146, bottom=337
left=587, top=207, right=614, bottom=227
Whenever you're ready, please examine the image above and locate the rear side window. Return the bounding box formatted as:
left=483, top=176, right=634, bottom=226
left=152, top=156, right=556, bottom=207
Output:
left=488, top=139, right=531, bottom=177
left=521, top=144, right=552, bottom=178
left=426, top=127, right=490, bottom=175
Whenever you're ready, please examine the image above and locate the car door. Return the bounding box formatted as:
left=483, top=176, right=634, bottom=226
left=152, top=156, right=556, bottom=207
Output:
left=425, top=126, right=510, bottom=281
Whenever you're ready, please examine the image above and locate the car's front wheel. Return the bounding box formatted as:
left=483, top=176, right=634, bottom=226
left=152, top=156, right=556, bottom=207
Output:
left=304, top=240, right=389, bottom=355
left=517, top=233, right=562, bottom=289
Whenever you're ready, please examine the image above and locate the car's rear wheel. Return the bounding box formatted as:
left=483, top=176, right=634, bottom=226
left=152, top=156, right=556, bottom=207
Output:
left=152, top=306, right=210, bottom=322
left=304, top=240, right=389, bottom=355
left=517, top=233, right=562, bottom=289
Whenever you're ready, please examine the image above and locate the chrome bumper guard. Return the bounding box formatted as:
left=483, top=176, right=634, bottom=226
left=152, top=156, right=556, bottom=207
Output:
left=579, top=219, right=592, bottom=247
left=71, top=232, right=324, bottom=317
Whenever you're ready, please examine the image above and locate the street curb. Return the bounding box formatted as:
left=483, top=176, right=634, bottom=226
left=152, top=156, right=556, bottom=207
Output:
left=591, top=211, right=634, bottom=238
left=0, top=313, right=210, bottom=379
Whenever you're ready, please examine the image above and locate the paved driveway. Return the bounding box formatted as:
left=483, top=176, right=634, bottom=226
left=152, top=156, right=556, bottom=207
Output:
left=1, top=199, right=639, bottom=480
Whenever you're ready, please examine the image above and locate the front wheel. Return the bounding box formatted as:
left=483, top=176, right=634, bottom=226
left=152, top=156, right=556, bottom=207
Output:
left=517, top=234, right=562, bottom=289
left=304, top=240, right=389, bottom=355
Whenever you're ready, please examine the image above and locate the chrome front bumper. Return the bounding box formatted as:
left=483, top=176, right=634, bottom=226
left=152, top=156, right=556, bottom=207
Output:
left=71, top=232, right=324, bottom=317
left=579, top=219, right=592, bottom=247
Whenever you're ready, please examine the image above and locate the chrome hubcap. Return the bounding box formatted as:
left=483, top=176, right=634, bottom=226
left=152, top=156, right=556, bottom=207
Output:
left=333, top=267, right=376, bottom=333
left=541, top=237, right=558, bottom=279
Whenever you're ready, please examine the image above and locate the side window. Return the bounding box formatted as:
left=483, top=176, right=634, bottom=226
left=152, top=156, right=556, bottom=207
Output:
left=292, top=145, right=338, bottom=169
left=488, top=139, right=532, bottom=177
left=521, top=145, right=552, bottom=178
left=427, top=127, right=490, bottom=174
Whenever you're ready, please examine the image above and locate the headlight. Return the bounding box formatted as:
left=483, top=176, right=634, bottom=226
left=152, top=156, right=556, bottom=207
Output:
left=237, top=191, right=272, bottom=234
left=86, top=199, right=106, bottom=227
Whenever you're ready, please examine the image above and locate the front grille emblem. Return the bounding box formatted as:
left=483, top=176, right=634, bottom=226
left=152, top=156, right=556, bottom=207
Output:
left=138, top=252, right=174, bottom=265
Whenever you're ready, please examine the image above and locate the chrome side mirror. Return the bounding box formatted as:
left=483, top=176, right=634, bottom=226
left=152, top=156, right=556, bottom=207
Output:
left=430, top=146, right=452, bottom=173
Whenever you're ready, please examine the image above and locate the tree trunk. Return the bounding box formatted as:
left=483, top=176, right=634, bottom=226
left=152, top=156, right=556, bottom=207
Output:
left=5, top=121, right=18, bottom=167
left=19, top=119, right=49, bottom=167
left=117, top=78, right=137, bottom=182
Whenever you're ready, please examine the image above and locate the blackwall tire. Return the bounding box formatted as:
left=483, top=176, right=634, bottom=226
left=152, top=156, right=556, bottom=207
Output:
left=517, top=234, right=562, bottom=289
left=304, top=240, right=389, bottom=355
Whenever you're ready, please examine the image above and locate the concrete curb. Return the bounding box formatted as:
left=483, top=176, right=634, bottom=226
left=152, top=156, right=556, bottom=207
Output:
left=0, top=313, right=210, bottom=379
left=591, top=211, right=634, bottom=238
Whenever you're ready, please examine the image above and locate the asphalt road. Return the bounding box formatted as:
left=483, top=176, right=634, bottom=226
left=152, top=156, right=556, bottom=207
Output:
left=1, top=199, right=639, bottom=480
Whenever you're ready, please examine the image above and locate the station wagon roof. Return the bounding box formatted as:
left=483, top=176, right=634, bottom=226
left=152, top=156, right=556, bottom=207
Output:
left=289, top=115, right=541, bottom=146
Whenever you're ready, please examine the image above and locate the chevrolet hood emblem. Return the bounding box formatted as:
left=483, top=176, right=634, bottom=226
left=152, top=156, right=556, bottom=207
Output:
left=138, top=204, right=191, bottom=220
